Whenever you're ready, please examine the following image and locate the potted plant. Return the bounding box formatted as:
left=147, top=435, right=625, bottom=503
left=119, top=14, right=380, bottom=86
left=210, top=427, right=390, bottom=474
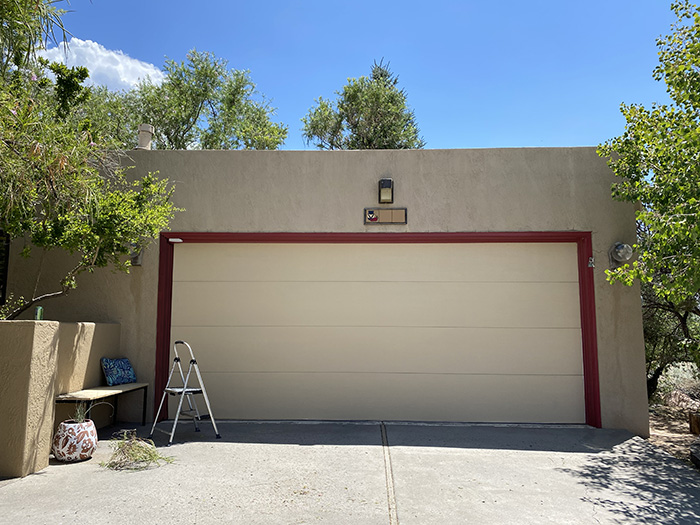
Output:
left=52, top=403, right=100, bottom=462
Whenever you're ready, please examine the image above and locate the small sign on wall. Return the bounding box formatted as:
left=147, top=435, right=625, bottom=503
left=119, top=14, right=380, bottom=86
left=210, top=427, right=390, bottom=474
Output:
left=364, top=208, right=407, bottom=225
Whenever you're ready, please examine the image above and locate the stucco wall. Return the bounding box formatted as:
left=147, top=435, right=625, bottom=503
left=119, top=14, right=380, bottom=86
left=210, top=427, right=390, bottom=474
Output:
left=53, top=323, right=121, bottom=428
left=0, top=322, right=121, bottom=478
left=0, top=321, right=58, bottom=478
left=56, top=323, right=121, bottom=393
left=6, top=148, right=647, bottom=435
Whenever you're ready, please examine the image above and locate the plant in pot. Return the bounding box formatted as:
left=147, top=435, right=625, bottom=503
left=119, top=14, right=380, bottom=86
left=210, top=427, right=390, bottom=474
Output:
left=52, top=402, right=108, bottom=462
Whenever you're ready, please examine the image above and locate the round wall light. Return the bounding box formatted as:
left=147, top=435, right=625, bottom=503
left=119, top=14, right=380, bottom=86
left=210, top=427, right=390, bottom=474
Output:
left=611, top=242, right=634, bottom=263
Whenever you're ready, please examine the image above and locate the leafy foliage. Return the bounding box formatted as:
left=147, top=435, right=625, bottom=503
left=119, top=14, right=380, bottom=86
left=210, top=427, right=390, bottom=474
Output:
left=599, top=1, right=700, bottom=390
left=71, top=85, right=139, bottom=151
left=642, top=281, right=700, bottom=399
left=47, top=60, right=90, bottom=119
left=302, top=61, right=425, bottom=150
left=80, top=50, right=288, bottom=150
left=0, top=0, right=67, bottom=78
left=0, top=3, right=179, bottom=320
left=599, top=1, right=700, bottom=304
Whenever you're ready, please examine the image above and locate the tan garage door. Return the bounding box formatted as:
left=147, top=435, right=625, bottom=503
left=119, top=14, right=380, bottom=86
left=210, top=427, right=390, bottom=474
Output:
left=170, top=242, right=584, bottom=423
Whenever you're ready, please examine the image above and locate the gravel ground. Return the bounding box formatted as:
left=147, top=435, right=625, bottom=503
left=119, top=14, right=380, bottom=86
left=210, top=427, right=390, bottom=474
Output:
left=648, top=405, right=699, bottom=465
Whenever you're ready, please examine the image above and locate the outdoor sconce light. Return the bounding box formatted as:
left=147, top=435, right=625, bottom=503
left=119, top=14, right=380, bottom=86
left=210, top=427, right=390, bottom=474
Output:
left=129, top=243, right=143, bottom=266
left=609, top=242, right=634, bottom=268
left=378, top=178, right=394, bottom=204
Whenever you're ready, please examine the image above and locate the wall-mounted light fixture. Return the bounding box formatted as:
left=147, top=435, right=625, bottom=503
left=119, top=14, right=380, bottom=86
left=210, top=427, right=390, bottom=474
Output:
left=129, top=243, right=143, bottom=266
left=609, top=242, right=633, bottom=268
left=378, top=178, right=394, bottom=204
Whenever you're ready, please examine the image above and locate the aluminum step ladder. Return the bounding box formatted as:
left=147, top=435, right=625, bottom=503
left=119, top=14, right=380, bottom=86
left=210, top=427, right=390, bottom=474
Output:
left=150, top=340, right=221, bottom=445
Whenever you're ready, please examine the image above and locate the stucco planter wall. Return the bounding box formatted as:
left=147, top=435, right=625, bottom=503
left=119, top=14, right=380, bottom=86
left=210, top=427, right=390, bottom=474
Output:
left=0, top=321, right=60, bottom=478
left=0, top=321, right=120, bottom=478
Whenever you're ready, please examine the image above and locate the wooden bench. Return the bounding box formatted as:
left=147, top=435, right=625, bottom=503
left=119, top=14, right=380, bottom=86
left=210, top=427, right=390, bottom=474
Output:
left=55, top=383, right=149, bottom=426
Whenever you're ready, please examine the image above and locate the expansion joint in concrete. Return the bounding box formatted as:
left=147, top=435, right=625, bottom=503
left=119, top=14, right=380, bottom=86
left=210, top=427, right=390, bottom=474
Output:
left=380, top=421, right=399, bottom=525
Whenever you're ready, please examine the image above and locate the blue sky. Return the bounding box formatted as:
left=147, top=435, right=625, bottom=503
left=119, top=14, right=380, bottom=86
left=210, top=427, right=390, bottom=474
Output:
left=50, top=0, right=677, bottom=151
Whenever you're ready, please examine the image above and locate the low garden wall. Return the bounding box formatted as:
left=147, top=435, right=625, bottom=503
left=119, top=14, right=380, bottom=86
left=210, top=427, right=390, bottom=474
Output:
left=0, top=322, right=120, bottom=478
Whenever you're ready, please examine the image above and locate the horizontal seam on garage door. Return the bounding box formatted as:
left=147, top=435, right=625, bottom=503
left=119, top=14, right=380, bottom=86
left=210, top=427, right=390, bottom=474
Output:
left=173, top=279, right=580, bottom=283
left=195, top=371, right=585, bottom=376
left=170, top=325, right=584, bottom=329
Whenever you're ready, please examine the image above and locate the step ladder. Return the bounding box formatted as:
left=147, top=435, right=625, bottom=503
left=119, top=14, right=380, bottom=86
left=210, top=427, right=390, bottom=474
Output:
left=150, top=340, right=221, bottom=445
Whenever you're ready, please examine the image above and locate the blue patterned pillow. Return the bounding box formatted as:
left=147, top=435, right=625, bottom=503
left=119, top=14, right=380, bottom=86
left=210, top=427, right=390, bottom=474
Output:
left=101, top=357, right=136, bottom=386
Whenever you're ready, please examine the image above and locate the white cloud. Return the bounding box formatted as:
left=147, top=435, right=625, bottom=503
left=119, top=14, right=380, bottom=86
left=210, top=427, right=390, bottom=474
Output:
left=39, top=37, right=164, bottom=91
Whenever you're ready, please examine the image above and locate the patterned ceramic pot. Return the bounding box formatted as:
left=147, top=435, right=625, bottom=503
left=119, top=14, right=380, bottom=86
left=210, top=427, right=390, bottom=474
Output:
left=52, top=420, right=98, bottom=462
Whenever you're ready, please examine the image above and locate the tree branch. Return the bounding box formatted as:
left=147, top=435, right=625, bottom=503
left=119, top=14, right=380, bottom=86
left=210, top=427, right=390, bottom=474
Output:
left=6, top=288, right=69, bottom=320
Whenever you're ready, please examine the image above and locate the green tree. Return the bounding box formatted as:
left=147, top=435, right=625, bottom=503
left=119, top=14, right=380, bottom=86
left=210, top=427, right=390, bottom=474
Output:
left=0, top=0, right=66, bottom=78
left=641, top=281, right=700, bottom=399
left=598, top=1, right=700, bottom=388
left=599, top=1, right=700, bottom=304
left=83, top=50, right=288, bottom=150
left=302, top=61, right=425, bottom=150
left=74, top=84, right=140, bottom=150
left=0, top=4, right=179, bottom=320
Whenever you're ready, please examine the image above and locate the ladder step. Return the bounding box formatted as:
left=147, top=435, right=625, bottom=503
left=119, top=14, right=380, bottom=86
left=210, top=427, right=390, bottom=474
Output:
left=165, top=387, right=203, bottom=395
left=178, top=410, right=212, bottom=420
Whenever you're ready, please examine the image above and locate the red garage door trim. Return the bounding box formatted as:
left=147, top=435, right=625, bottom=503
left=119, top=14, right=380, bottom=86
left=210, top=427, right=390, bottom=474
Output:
left=156, top=232, right=601, bottom=427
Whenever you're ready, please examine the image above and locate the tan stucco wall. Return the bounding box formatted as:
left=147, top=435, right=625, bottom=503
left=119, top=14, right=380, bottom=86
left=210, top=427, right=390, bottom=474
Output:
left=56, top=323, right=121, bottom=393
left=53, top=323, right=121, bottom=429
left=0, top=322, right=120, bottom=478
left=6, top=148, right=648, bottom=435
left=0, top=321, right=58, bottom=478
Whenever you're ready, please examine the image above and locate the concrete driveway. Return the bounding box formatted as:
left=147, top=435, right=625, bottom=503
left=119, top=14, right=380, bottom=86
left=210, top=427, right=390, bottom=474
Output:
left=1, top=422, right=699, bottom=524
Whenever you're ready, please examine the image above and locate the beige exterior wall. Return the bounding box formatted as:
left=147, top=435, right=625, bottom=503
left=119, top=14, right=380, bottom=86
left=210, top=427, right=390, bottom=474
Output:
left=53, top=323, right=121, bottom=429
left=0, top=322, right=119, bottom=478
left=0, top=321, right=58, bottom=478
left=6, top=148, right=648, bottom=435
left=55, top=323, right=121, bottom=393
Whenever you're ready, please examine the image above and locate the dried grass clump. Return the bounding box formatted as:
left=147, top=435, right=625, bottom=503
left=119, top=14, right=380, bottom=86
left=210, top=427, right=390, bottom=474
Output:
left=101, top=429, right=173, bottom=471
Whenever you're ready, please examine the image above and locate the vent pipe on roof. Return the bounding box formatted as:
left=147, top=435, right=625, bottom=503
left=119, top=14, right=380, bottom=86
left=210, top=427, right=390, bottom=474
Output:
left=136, top=124, right=154, bottom=150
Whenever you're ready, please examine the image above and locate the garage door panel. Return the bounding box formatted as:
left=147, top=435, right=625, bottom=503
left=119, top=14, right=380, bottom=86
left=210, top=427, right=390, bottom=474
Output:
left=169, top=241, right=586, bottom=424
left=173, top=243, right=579, bottom=283
left=192, top=372, right=585, bottom=424
left=170, top=326, right=583, bottom=376
left=172, top=281, right=581, bottom=329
